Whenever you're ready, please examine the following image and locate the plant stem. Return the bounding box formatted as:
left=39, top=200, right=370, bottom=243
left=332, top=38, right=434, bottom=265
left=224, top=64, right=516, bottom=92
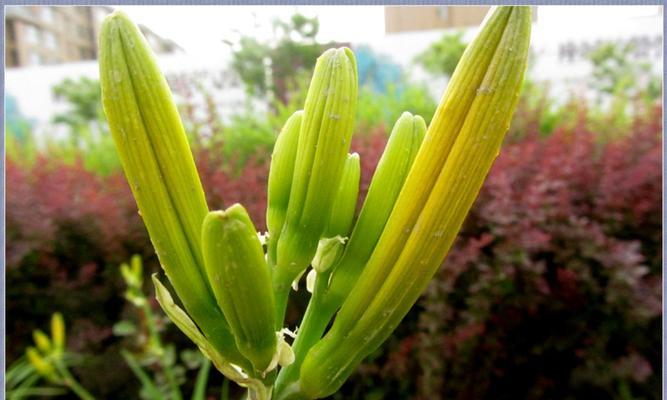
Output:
left=272, top=267, right=293, bottom=330
left=274, top=273, right=336, bottom=397
left=53, top=361, right=95, bottom=400
left=246, top=382, right=272, bottom=400
left=221, top=377, right=230, bottom=400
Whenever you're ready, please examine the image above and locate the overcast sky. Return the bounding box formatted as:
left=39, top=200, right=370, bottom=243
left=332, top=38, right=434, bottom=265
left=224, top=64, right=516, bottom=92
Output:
left=113, top=5, right=661, bottom=61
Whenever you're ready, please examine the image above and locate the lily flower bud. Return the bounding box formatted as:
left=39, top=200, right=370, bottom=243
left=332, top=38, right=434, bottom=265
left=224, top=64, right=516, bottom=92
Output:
left=273, top=112, right=425, bottom=394
left=33, top=330, right=52, bottom=354
left=26, top=347, right=56, bottom=381
left=273, top=47, right=358, bottom=323
left=301, top=6, right=531, bottom=397
left=324, top=112, right=425, bottom=309
left=267, top=111, right=303, bottom=266
left=323, top=152, right=361, bottom=239
left=99, top=11, right=245, bottom=367
left=202, top=205, right=277, bottom=372
left=311, top=153, right=361, bottom=274
left=51, top=312, right=65, bottom=355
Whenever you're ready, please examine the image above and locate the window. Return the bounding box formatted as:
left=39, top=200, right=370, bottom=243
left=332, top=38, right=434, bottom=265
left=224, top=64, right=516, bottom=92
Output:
left=42, top=7, right=55, bottom=24
left=437, top=7, right=450, bottom=21
left=45, top=32, right=58, bottom=50
left=29, top=51, right=42, bottom=65
left=25, top=24, right=41, bottom=44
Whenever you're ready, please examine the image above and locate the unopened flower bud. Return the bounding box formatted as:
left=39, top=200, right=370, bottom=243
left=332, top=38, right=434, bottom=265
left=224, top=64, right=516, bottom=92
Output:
left=324, top=112, right=425, bottom=310
left=99, top=10, right=244, bottom=367
left=50, top=312, right=65, bottom=355
left=267, top=111, right=303, bottom=266
left=273, top=47, right=358, bottom=324
left=323, top=153, right=360, bottom=239
left=33, top=330, right=52, bottom=354
left=202, top=205, right=277, bottom=372
left=26, top=347, right=56, bottom=381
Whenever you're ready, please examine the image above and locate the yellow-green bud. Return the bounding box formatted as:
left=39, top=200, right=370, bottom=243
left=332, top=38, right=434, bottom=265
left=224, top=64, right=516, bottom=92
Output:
left=266, top=111, right=303, bottom=266
left=311, top=236, right=346, bottom=275
left=26, top=347, right=56, bottom=381
left=323, top=153, right=360, bottom=239
left=202, top=205, right=277, bottom=372
left=272, top=113, right=425, bottom=395
left=301, top=7, right=531, bottom=397
left=119, top=262, right=134, bottom=287
left=326, top=4, right=516, bottom=343
left=323, top=112, right=425, bottom=310
left=310, top=153, right=361, bottom=274
left=33, top=330, right=52, bottom=354
left=99, top=11, right=244, bottom=367
left=130, top=254, right=143, bottom=277
left=274, top=47, right=358, bottom=290
left=51, top=312, right=65, bottom=355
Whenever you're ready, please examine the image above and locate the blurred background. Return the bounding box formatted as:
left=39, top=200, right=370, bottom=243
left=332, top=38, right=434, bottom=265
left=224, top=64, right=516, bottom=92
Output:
left=5, top=5, right=662, bottom=400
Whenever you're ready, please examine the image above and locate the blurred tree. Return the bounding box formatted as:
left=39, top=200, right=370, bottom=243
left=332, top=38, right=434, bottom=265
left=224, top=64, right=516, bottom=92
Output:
left=228, top=13, right=331, bottom=104
left=587, top=42, right=661, bottom=133
left=52, top=77, right=106, bottom=136
left=588, top=42, right=661, bottom=104
left=415, top=32, right=467, bottom=78
left=51, top=77, right=121, bottom=175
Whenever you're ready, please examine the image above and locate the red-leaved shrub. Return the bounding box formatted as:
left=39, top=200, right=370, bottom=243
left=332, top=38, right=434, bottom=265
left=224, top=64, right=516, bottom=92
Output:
left=345, top=105, right=662, bottom=400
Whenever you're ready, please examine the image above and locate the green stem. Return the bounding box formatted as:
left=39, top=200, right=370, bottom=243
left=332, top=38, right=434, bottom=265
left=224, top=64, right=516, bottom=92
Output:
left=246, top=382, right=272, bottom=400
left=272, top=268, right=294, bottom=330
left=53, top=361, right=95, bottom=400
left=274, top=273, right=337, bottom=398
left=221, top=378, right=230, bottom=400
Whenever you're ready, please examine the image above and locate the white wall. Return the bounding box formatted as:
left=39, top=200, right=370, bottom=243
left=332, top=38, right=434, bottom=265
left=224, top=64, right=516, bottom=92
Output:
left=5, top=52, right=258, bottom=142
left=356, top=6, right=663, bottom=103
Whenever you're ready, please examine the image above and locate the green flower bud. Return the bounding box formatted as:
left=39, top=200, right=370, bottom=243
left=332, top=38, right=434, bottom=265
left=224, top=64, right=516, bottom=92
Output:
left=130, top=254, right=143, bottom=277
left=99, top=11, right=245, bottom=367
left=274, top=112, right=425, bottom=394
left=301, top=6, right=531, bottom=397
left=50, top=312, right=65, bottom=355
left=324, top=112, right=425, bottom=310
left=33, top=330, right=52, bottom=354
left=273, top=47, right=358, bottom=324
left=311, top=236, right=346, bottom=275
left=26, top=347, right=56, bottom=381
left=202, top=205, right=277, bottom=372
left=323, top=153, right=360, bottom=239
left=325, top=4, right=516, bottom=345
left=311, top=153, right=360, bottom=274
left=267, top=111, right=303, bottom=266
left=119, top=262, right=135, bottom=287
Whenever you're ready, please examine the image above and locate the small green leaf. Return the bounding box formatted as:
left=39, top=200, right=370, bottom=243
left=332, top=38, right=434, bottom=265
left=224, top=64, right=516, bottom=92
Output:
left=112, top=320, right=137, bottom=337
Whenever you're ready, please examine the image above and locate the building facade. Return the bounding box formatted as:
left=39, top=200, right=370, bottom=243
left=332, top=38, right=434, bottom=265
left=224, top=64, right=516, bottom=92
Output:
left=385, top=6, right=491, bottom=33
left=5, top=6, right=181, bottom=68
